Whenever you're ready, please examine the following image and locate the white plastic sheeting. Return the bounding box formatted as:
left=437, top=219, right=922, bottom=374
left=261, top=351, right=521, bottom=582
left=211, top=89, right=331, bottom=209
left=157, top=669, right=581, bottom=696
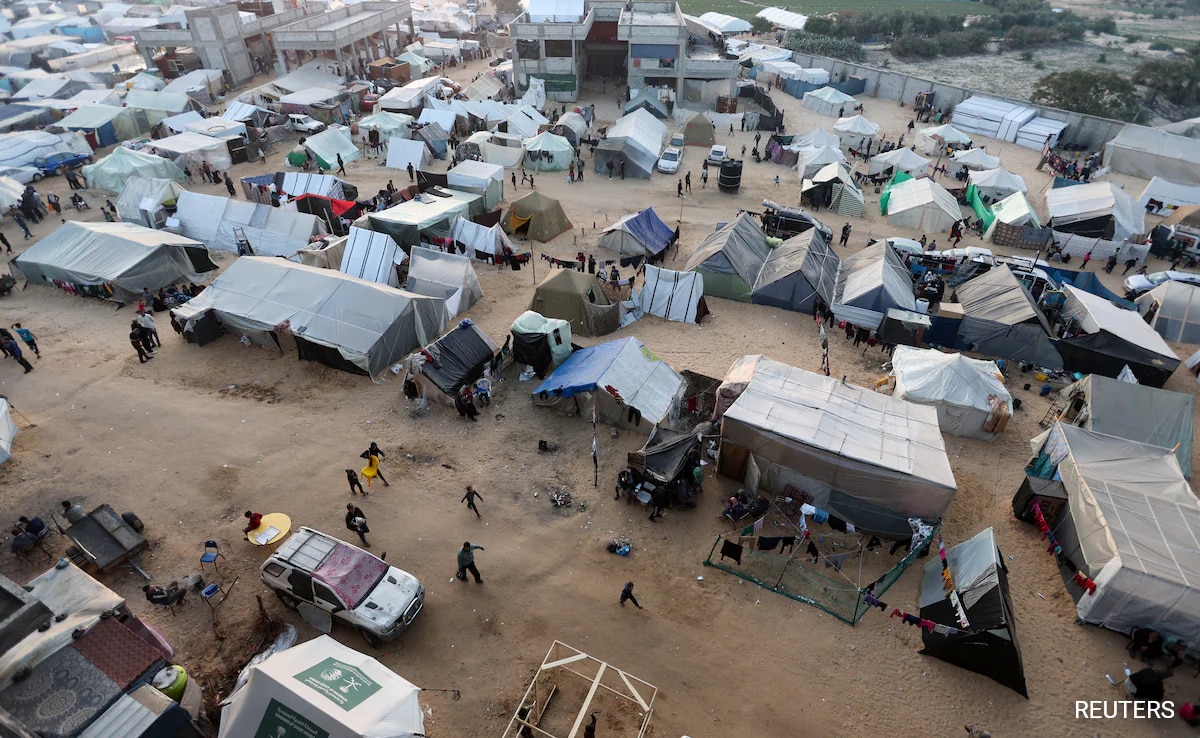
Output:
left=149, top=132, right=231, bottom=171
left=340, top=227, right=402, bottom=286
left=1045, top=182, right=1145, bottom=242
left=82, top=146, right=184, bottom=193
left=0, top=130, right=83, bottom=168
left=359, top=111, right=414, bottom=141
left=0, top=398, right=18, bottom=465
left=450, top=217, right=516, bottom=261
left=951, top=148, right=1000, bottom=171
left=1103, top=124, right=1200, bottom=186
left=521, top=131, right=574, bottom=172
left=385, top=137, right=433, bottom=172
left=884, top=177, right=962, bottom=233
left=801, top=87, right=856, bottom=117
left=446, top=159, right=504, bottom=209
left=890, top=346, right=1012, bottom=440
left=511, top=310, right=573, bottom=370
left=832, top=115, right=879, bottom=148
left=633, top=265, right=705, bottom=324
left=869, top=147, right=931, bottom=177
left=163, top=110, right=204, bottom=134
left=951, top=96, right=1035, bottom=141
left=983, top=192, right=1041, bottom=238
left=756, top=6, right=808, bottom=30
left=698, top=11, right=751, bottom=32
left=968, top=168, right=1027, bottom=201
left=173, top=191, right=326, bottom=258
left=1062, top=284, right=1179, bottom=363
left=832, top=242, right=917, bottom=330
left=1138, top=177, right=1200, bottom=212
left=405, top=246, right=483, bottom=317
left=115, top=176, right=184, bottom=228
left=304, top=128, right=361, bottom=168
left=915, top=124, right=972, bottom=155
left=606, top=109, right=666, bottom=178
left=795, top=144, right=848, bottom=179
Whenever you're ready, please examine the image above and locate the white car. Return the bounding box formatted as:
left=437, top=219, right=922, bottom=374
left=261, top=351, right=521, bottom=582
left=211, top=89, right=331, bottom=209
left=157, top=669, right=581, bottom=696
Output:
left=286, top=114, right=326, bottom=133
left=706, top=144, right=727, bottom=166
left=1123, top=270, right=1200, bottom=295
left=657, top=147, right=682, bottom=174
left=0, top=165, right=42, bottom=183
left=669, top=133, right=685, bottom=148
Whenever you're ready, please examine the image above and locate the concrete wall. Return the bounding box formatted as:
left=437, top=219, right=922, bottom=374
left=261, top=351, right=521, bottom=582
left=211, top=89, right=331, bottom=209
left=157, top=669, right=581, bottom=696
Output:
left=786, top=51, right=1127, bottom=150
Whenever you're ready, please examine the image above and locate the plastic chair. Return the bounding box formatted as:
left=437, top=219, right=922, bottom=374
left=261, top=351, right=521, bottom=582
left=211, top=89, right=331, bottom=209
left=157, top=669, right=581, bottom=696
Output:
left=361, top=454, right=380, bottom=487
left=200, top=540, right=223, bottom=571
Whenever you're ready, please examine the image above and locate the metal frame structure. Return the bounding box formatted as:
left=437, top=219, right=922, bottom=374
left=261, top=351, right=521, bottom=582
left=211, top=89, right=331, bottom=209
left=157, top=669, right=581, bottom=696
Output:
left=503, top=641, right=657, bottom=738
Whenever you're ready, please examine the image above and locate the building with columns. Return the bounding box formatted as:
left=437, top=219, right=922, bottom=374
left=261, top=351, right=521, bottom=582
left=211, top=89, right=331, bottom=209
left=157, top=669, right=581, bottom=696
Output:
left=269, top=2, right=413, bottom=78
left=509, top=0, right=739, bottom=104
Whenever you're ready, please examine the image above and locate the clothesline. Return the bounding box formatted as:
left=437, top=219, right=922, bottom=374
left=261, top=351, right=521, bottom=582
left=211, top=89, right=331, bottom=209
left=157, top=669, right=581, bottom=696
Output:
left=1029, top=500, right=1096, bottom=595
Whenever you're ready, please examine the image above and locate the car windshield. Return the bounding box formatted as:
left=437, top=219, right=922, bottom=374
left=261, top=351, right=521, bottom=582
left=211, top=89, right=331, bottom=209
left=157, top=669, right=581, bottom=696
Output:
left=663, top=151, right=679, bottom=161
left=1148, top=272, right=1172, bottom=285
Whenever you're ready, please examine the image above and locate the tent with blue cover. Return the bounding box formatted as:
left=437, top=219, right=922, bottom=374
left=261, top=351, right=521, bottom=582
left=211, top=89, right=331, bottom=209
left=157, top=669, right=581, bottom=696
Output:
left=597, top=207, right=675, bottom=256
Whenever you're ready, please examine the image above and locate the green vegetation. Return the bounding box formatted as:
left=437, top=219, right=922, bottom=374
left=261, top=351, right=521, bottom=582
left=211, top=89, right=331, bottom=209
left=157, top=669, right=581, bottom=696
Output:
left=785, top=33, right=868, bottom=62
left=1031, top=70, right=1145, bottom=121
left=1133, top=44, right=1200, bottom=105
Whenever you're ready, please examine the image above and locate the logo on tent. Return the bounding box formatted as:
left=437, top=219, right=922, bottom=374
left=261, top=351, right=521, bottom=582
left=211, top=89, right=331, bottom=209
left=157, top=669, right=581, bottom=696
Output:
left=293, top=658, right=381, bottom=710
left=255, top=698, right=330, bottom=738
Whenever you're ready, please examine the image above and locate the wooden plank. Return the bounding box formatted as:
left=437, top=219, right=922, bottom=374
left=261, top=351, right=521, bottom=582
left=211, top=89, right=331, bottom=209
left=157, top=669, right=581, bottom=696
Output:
left=567, top=663, right=605, bottom=738
left=540, top=652, right=589, bottom=671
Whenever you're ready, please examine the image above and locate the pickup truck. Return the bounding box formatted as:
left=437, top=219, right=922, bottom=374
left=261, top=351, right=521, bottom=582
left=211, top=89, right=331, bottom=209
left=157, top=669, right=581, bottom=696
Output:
left=286, top=114, right=327, bottom=133
left=32, top=152, right=92, bottom=176
left=261, top=527, right=424, bottom=646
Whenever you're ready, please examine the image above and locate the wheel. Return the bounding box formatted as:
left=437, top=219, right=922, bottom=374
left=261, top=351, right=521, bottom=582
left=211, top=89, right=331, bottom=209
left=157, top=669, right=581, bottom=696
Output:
left=53, top=166, right=64, bottom=176
left=121, top=512, right=144, bottom=532
left=31, top=173, right=42, bottom=182
left=274, top=591, right=300, bottom=610
left=360, top=629, right=382, bottom=648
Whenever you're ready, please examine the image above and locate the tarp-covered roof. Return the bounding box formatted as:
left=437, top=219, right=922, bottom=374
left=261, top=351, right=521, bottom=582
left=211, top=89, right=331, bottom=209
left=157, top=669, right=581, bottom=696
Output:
left=598, top=207, right=674, bottom=257
left=533, top=337, right=682, bottom=425
left=869, top=147, right=932, bottom=177
left=892, top=346, right=1012, bottom=439
left=832, top=241, right=916, bottom=329
left=954, top=265, right=1052, bottom=332
left=82, top=146, right=184, bottom=193
left=1137, top=280, right=1200, bottom=346
left=1059, top=284, right=1181, bottom=386
left=1103, top=123, right=1200, bottom=186
left=1046, top=181, right=1145, bottom=242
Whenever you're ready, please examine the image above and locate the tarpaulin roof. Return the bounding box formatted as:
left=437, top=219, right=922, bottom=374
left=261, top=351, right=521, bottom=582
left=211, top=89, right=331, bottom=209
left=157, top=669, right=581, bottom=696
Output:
left=607, top=109, right=665, bottom=177
left=410, top=318, right=497, bottom=394
left=597, top=207, right=674, bottom=256
left=1059, top=284, right=1181, bottom=386
left=405, top=246, right=483, bottom=317
left=1103, top=123, right=1200, bottom=186
left=968, top=167, right=1027, bottom=200
left=882, top=176, right=961, bottom=233
left=385, top=136, right=432, bottom=172
left=954, top=265, right=1051, bottom=332
left=82, top=145, right=184, bottom=192
left=698, top=11, right=751, bottom=32
left=533, top=337, right=683, bottom=425
left=633, top=265, right=705, bottom=324
left=360, top=111, right=414, bottom=141
left=1046, top=181, right=1145, bottom=241
left=833, top=115, right=879, bottom=136
left=305, top=128, right=361, bottom=170
left=451, top=217, right=516, bottom=257
left=174, top=191, right=325, bottom=257
left=340, top=227, right=402, bottom=286
left=832, top=241, right=916, bottom=330
left=951, top=148, right=1001, bottom=171
left=869, top=147, right=932, bottom=177
left=114, top=176, right=183, bottom=226
left=1063, top=284, right=1177, bottom=361
left=892, top=346, right=1012, bottom=439
left=1138, top=280, right=1200, bottom=347
left=505, top=191, right=572, bottom=243
left=796, top=144, right=847, bottom=179
left=0, top=398, right=18, bottom=465
left=510, top=310, right=573, bottom=378
left=123, top=89, right=189, bottom=113
left=370, top=188, right=483, bottom=246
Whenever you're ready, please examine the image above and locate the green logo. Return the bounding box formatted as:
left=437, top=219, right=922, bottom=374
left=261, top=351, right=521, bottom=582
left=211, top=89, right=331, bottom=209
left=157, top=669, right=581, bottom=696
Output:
left=293, top=657, right=382, bottom=711
left=254, top=698, right=330, bottom=738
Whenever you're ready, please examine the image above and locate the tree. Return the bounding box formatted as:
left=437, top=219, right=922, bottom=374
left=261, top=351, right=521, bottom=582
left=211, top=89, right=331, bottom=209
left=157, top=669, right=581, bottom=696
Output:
left=1030, top=70, right=1145, bottom=121
left=749, top=16, right=773, bottom=34
left=1133, top=45, right=1200, bottom=106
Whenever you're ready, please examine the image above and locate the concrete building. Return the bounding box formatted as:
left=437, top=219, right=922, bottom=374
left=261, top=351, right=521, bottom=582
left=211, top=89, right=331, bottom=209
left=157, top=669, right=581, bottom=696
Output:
left=509, top=0, right=739, bottom=104
left=269, top=2, right=414, bottom=78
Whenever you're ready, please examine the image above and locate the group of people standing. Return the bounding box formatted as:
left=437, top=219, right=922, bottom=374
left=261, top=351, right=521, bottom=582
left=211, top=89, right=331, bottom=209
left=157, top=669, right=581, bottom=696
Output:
left=0, top=323, right=38, bottom=374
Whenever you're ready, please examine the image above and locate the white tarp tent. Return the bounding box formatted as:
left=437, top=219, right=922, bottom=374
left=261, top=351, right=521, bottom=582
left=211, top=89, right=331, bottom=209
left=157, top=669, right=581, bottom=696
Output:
left=186, top=117, right=248, bottom=140
left=1137, top=280, right=1200, bottom=345
left=115, top=176, right=184, bottom=228
left=0, top=176, right=23, bottom=212
left=756, top=7, right=808, bottom=30
left=305, top=128, right=361, bottom=169
left=869, top=147, right=931, bottom=177
left=968, top=168, right=1027, bottom=201
left=405, top=246, right=483, bottom=317
left=951, top=96, right=1035, bottom=141
left=1138, top=177, right=1200, bottom=213
left=521, top=131, right=574, bottom=172
left=915, top=124, right=972, bottom=155
left=801, top=87, right=856, bottom=117
left=832, top=242, right=917, bottom=330
left=796, top=145, right=848, bottom=179
left=0, top=130, right=84, bottom=168
left=82, top=146, right=184, bottom=193
left=218, top=635, right=424, bottom=738
left=451, top=217, right=516, bottom=262
left=385, top=137, right=432, bottom=172
left=890, top=346, right=1012, bottom=440
left=698, top=11, right=751, bottom=32
left=446, top=159, right=504, bottom=208
left=832, top=115, right=879, bottom=148
left=633, top=264, right=705, bottom=323
left=1045, top=182, right=1145, bottom=241
left=0, top=398, right=19, bottom=465
left=459, top=131, right=525, bottom=168
left=984, top=192, right=1041, bottom=240
left=1103, top=124, right=1200, bottom=186
left=884, top=177, right=962, bottom=233
left=173, top=191, right=326, bottom=257
left=149, top=131, right=232, bottom=171
left=418, top=108, right=458, bottom=133
left=951, top=148, right=1001, bottom=171
left=340, top=227, right=402, bottom=286
left=606, top=109, right=666, bottom=179
left=359, top=111, right=414, bottom=141
left=163, top=111, right=204, bottom=134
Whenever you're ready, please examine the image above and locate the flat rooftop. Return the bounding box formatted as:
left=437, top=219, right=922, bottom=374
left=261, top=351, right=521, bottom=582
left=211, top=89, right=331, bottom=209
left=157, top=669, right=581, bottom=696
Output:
left=620, top=10, right=679, bottom=26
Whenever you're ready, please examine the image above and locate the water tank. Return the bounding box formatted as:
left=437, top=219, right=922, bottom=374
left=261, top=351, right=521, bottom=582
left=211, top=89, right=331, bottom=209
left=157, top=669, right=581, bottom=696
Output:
left=718, top=159, right=742, bottom=193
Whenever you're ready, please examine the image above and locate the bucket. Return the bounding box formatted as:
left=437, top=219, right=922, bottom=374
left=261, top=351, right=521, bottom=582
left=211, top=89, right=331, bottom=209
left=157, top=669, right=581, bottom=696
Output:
left=915, top=298, right=930, bottom=314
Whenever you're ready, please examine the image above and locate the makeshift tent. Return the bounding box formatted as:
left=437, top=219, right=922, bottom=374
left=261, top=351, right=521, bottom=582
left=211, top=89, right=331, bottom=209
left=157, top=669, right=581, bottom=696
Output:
left=833, top=115, right=879, bottom=148
left=1032, top=423, right=1200, bottom=644
left=686, top=213, right=839, bottom=314
left=163, top=110, right=204, bottom=134
left=295, top=236, right=348, bottom=271
left=915, top=124, right=972, bottom=155
left=868, top=147, right=931, bottom=177
left=891, top=346, right=1012, bottom=440
left=418, top=108, right=458, bottom=134
left=360, top=111, right=414, bottom=141
left=720, top=358, right=957, bottom=537
left=446, top=159, right=504, bottom=209
left=533, top=336, right=684, bottom=430
left=217, top=635, right=424, bottom=738
left=174, top=257, right=447, bottom=376
left=1137, top=280, right=1200, bottom=345
left=795, top=144, right=847, bottom=179
left=801, top=162, right=865, bottom=217
left=149, top=131, right=232, bottom=172
left=983, top=192, right=1041, bottom=240
left=463, top=74, right=502, bottom=101
left=919, top=528, right=1027, bottom=697
left=305, top=128, right=361, bottom=170
left=882, top=177, right=961, bottom=233
left=633, top=265, right=706, bottom=324
left=950, top=265, right=1059, bottom=367
left=385, top=137, right=433, bottom=172
left=0, top=177, right=21, bottom=212
left=1046, top=181, right=1145, bottom=241
left=553, top=111, right=589, bottom=148
left=450, top=217, right=517, bottom=262
left=10, top=221, right=213, bottom=303
left=1058, top=284, right=1180, bottom=387
left=173, top=192, right=326, bottom=258
left=1058, top=373, right=1194, bottom=479
left=951, top=96, right=1034, bottom=141
left=698, top=11, right=751, bottom=33
left=968, top=168, right=1027, bottom=201
left=831, top=242, right=916, bottom=330
left=603, top=109, right=666, bottom=179
left=624, top=90, right=669, bottom=119
left=186, top=118, right=247, bottom=141
left=82, top=146, right=184, bottom=193
left=1139, top=177, right=1200, bottom=214
left=801, top=87, right=856, bottom=117
left=405, top=246, right=483, bottom=317
left=520, top=132, right=574, bottom=172
left=511, top=310, right=572, bottom=378
left=504, top=191, right=572, bottom=242
left=406, top=319, right=498, bottom=398
left=529, top=269, right=615, bottom=336
left=369, top=188, right=483, bottom=247
left=683, top=114, right=715, bottom=146
left=220, top=101, right=272, bottom=129
left=597, top=207, right=674, bottom=257
left=340, top=227, right=402, bottom=286
left=0, top=398, right=19, bottom=465
left=114, top=177, right=183, bottom=229
left=756, top=7, right=808, bottom=30
left=791, top=129, right=840, bottom=150
left=1102, top=124, right=1200, bottom=186
left=951, top=148, right=1001, bottom=171
left=56, top=104, right=140, bottom=147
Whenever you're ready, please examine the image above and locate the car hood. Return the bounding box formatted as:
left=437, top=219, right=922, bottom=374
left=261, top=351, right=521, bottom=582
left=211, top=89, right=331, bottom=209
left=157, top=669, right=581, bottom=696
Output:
left=1124, top=275, right=1152, bottom=291
left=351, top=566, right=421, bottom=627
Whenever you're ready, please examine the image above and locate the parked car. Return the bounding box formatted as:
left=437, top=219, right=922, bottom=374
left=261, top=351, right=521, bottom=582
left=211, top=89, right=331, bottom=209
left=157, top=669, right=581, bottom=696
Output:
left=32, top=152, right=92, bottom=176
left=0, top=165, right=43, bottom=183
left=657, top=147, right=682, bottom=174
left=260, top=527, right=425, bottom=646
left=286, top=114, right=327, bottom=133
left=706, top=144, right=727, bottom=166
left=1123, top=270, right=1200, bottom=296
left=668, top=133, right=685, bottom=148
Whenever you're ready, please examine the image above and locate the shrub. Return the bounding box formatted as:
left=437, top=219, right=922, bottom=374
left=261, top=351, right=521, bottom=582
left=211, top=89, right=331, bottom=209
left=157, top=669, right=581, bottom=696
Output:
left=1033, top=60, right=1045, bottom=69
left=1090, top=16, right=1118, bottom=35
left=1019, top=50, right=1033, bottom=60
left=1149, top=41, right=1172, bottom=51
left=784, top=32, right=868, bottom=62
left=1097, top=52, right=1107, bottom=63
left=890, top=34, right=939, bottom=59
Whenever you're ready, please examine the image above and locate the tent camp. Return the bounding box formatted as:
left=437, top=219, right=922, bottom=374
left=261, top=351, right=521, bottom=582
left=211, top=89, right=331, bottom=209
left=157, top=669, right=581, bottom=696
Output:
left=1137, top=280, right=1200, bottom=345
left=149, top=131, right=232, bottom=172
left=600, top=109, right=665, bottom=179
left=831, top=242, right=916, bottom=330
left=369, top=188, right=483, bottom=247
left=82, top=146, right=184, bottom=193
left=451, top=217, right=517, bottom=263
left=173, top=191, right=326, bottom=257
left=56, top=104, right=142, bottom=148
left=446, top=159, right=504, bottom=209
left=597, top=207, right=674, bottom=257
left=504, top=191, right=573, bottom=242
left=633, top=265, right=707, bottom=324
left=968, top=168, right=1027, bottom=201
left=405, top=246, right=483, bottom=317
left=683, top=113, right=716, bottom=146
left=1059, top=284, right=1180, bottom=387
left=1045, top=181, right=1145, bottom=241
left=685, top=212, right=839, bottom=313
left=890, top=346, right=1012, bottom=440
left=832, top=115, right=879, bottom=148
left=529, top=268, right=616, bottom=337
left=173, top=257, right=447, bottom=376
left=115, top=177, right=183, bottom=229
left=305, top=128, right=361, bottom=170
left=868, top=147, right=931, bottom=177
left=217, top=635, right=424, bottom=738
left=801, top=87, right=856, bottom=117
left=553, top=111, right=589, bottom=147
left=405, top=319, right=498, bottom=399
left=801, top=162, right=865, bottom=217
left=915, top=124, right=972, bottom=155
left=511, top=310, right=573, bottom=378
left=919, top=527, right=1027, bottom=697
left=951, top=148, right=1001, bottom=171
left=882, top=176, right=961, bottom=233
left=522, top=131, right=574, bottom=172
left=719, top=358, right=957, bottom=538
left=1058, top=373, right=1194, bottom=479
left=1102, top=124, right=1200, bottom=186
left=950, top=265, right=1060, bottom=367
left=1138, top=177, right=1200, bottom=213
left=10, top=221, right=214, bottom=303
left=1030, top=423, right=1200, bottom=644
left=340, top=227, right=402, bottom=286
left=385, top=137, right=433, bottom=172
left=0, top=398, right=19, bottom=466
left=533, top=336, right=684, bottom=431
left=983, top=192, right=1041, bottom=240
left=795, top=144, right=847, bottom=179
left=359, top=111, right=414, bottom=141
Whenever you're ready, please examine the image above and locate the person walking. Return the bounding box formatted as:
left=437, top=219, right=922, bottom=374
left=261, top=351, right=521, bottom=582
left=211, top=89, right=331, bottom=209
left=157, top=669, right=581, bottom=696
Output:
left=345, top=504, right=370, bottom=547
left=11, top=324, right=39, bottom=357
left=461, top=485, right=483, bottom=518
left=1123, top=256, right=1138, bottom=275
left=511, top=171, right=517, bottom=189
left=129, top=324, right=152, bottom=363
left=618, top=160, right=624, bottom=180
left=1104, top=253, right=1118, bottom=274
left=701, top=169, right=708, bottom=188
left=774, top=174, right=780, bottom=187
left=131, top=319, right=154, bottom=355
left=684, top=171, right=691, bottom=193
left=4, top=336, right=31, bottom=373
left=407, top=162, right=415, bottom=182
left=137, top=310, right=160, bottom=348
left=12, top=213, right=31, bottom=239
left=0, top=231, right=10, bottom=253
left=336, top=153, right=346, bottom=176
left=223, top=173, right=236, bottom=197
left=648, top=483, right=669, bottom=522
left=456, top=541, right=484, bottom=583
left=346, top=468, right=367, bottom=496
left=840, top=223, right=852, bottom=247
left=620, top=581, right=642, bottom=609
left=606, top=160, right=614, bottom=179
left=1081, top=250, right=1093, bottom=269
left=360, top=450, right=389, bottom=487
left=677, top=179, right=683, bottom=197
left=46, top=192, right=60, bottom=214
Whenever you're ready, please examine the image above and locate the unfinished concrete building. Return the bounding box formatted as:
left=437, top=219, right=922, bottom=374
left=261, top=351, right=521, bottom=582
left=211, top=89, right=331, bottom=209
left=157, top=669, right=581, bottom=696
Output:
left=269, top=2, right=414, bottom=78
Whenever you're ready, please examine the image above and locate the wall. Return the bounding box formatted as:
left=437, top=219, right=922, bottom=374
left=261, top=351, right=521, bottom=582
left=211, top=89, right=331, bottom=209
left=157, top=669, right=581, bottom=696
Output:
left=786, top=51, right=1128, bottom=149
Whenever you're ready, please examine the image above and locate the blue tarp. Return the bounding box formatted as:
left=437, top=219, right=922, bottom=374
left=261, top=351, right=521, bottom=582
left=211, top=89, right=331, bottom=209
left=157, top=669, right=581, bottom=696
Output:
left=1043, top=267, right=1136, bottom=310
left=1052, top=177, right=1084, bottom=189
left=532, top=338, right=631, bottom=399
left=609, top=207, right=674, bottom=256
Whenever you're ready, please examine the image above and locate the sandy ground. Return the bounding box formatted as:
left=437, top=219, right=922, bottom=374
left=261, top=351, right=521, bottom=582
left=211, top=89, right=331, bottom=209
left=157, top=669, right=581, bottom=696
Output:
left=2, top=58, right=1199, bottom=737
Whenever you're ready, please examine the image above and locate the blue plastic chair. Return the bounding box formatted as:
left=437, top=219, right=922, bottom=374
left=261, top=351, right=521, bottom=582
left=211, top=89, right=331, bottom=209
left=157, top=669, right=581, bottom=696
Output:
left=200, top=540, right=222, bottom=571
